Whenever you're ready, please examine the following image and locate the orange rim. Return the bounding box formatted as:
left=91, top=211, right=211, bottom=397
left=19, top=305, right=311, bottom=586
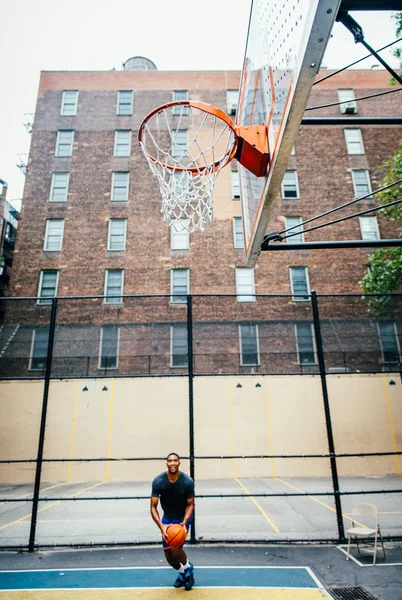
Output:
left=138, top=100, right=238, bottom=174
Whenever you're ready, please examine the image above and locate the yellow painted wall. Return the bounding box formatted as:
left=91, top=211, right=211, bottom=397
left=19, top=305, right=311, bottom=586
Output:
left=0, top=374, right=400, bottom=483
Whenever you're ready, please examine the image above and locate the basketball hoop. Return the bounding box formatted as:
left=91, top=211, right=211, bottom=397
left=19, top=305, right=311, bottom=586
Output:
left=138, top=101, right=238, bottom=232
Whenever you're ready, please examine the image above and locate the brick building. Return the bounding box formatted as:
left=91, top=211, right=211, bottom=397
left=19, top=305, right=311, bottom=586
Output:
left=2, top=58, right=401, bottom=377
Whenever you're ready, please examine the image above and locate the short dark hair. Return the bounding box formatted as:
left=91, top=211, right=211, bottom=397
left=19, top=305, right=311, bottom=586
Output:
left=166, top=452, right=180, bottom=460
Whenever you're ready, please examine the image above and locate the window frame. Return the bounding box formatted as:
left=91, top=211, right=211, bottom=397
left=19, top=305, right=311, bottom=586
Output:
left=60, top=91, right=78, bottom=116
left=98, top=326, right=120, bottom=370
left=111, top=172, right=130, bottom=202
left=117, top=90, right=133, bottom=116
left=338, top=89, right=357, bottom=114
left=172, top=130, right=187, bottom=158
left=49, top=173, right=69, bottom=202
left=281, top=170, right=300, bottom=199
left=233, top=217, right=245, bottom=249
left=289, top=267, right=310, bottom=301
left=226, top=89, right=239, bottom=115
left=170, top=268, right=190, bottom=304
left=173, top=90, right=189, bottom=115
left=114, top=130, right=132, bottom=157
left=171, top=219, right=190, bottom=250
left=55, top=130, right=74, bottom=157
left=359, top=216, right=380, bottom=241
left=235, top=268, right=256, bottom=303
left=104, top=269, right=124, bottom=305
left=108, top=219, right=127, bottom=251
left=239, top=323, right=260, bottom=367
left=231, top=170, right=240, bottom=199
left=377, top=322, right=401, bottom=364
left=37, top=270, right=59, bottom=306
left=285, top=216, right=304, bottom=243
left=351, top=169, right=372, bottom=199
left=344, top=129, right=365, bottom=155
left=294, top=323, right=317, bottom=366
left=170, top=324, right=189, bottom=368
left=44, top=219, right=65, bottom=252
left=28, top=328, right=50, bottom=371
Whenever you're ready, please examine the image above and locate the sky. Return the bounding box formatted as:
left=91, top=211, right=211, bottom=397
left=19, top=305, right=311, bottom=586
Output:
left=0, top=1, right=400, bottom=205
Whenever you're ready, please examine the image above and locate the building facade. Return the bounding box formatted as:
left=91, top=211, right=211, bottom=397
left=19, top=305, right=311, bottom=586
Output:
left=2, top=59, right=401, bottom=377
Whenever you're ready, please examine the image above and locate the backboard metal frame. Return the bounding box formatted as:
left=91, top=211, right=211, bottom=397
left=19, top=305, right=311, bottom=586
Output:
left=238, top=0, right=342, bottom=267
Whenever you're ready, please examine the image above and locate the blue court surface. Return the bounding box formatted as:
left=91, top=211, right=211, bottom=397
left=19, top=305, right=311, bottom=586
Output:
left=0, top=566, right=327, bottom=599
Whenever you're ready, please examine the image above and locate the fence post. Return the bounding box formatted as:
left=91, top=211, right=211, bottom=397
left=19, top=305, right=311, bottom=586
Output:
left=311, top=291, right=345, bottom=542
left=29, top=297, right=58, bottom=552
left=186, top=294, right=196, bottom=543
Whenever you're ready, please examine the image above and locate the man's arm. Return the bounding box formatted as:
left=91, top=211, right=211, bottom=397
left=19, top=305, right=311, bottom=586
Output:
left=150, top=496, right=168, bottom=540
left=181, top=497, right=195, bottom=528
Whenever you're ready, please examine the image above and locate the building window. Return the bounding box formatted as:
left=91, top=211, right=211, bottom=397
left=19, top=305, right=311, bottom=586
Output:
left=233, top=217, right=245, bottom=249
left=378, top=322, right=400, bottom=364
left=227, top=89, right=239, bottom=115
left=352, top=170, right=372, bottom=198
left=172, top=171, right=190, bottom=198
left=295, top=323, right=317, bottom=365
left=172, top=130, right=187, bottom=158
left=338, top=89, right=357, bottom=114
left=171, top=269, right=189, bottom=303
left=359, top=216, right=380, bottom=241
left=290, top=267, right=310, bottom=301
left=281, top=171, right=299, bottom=199
left=239, top=324, right=260, bottom=366
left=99, top=326, right=120, bottom=370
left=104, top=269, right=124, bottom=304
left=108, top=219, right=127, bottom=251
left=49, top=173, right=69, bottom=202
left=171, top=219, right=190, bottom=250
left=114, top=130, right=132, bottom=157
left=29, top=328, right=49, bottom=371
left=236, top=268, right=255, bottom=302
left=344, top=129, right=364, bottom=155
left=55, top=130, right=74, bottom=157
left=117, top=91, right=133, bottom=115
left=111, top=172, right=129, bottom=201
left=171, top=325, right=188, bottom=367
left=173, top=90, right=189, bottom=115
left=285, top=216, right=304, bottom=243
left=44, top=219, right=64, bottom=252
left=232, top=171, right=240, bottom=199
left=60, top=91, right=78, bottom=116
left=38, top=271, right=59, bottom=305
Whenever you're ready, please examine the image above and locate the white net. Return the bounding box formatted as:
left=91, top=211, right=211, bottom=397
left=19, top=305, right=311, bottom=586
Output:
left=139, top=103, right=236, bottom=232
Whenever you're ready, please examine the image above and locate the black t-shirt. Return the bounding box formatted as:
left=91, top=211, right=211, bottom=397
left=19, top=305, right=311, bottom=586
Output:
left=151, top=471, right=194, bottom=521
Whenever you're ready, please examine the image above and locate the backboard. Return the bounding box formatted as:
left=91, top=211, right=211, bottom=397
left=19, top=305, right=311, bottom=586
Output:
left=238, top=0, right=341, bottom=266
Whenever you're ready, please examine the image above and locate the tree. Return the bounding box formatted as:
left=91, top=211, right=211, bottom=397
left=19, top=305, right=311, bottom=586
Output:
left=359, top=147, right=402, bottom=315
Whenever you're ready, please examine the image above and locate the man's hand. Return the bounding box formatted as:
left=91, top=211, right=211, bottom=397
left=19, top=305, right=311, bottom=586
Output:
left=160, top=523, right=169, bottom=541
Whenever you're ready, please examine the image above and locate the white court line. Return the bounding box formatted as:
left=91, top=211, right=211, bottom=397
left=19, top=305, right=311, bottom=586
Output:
left=336, top=545, right=402, bottom=567
left=0, top=565, right=318, bottom=573
left=0, top=587, right=326, bottom=592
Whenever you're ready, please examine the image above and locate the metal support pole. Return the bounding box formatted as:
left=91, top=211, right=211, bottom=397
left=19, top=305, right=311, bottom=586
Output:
left=186, top=295, right=196, bottom=543
left=311, top=291, right=345, bottom=542
left=29, top=298, right=58, bottom=552
left=338, top=11, right=402, bottom=85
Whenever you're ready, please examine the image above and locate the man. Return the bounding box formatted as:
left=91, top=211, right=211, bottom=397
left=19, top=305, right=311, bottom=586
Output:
left=150, top=453, right=195, bottom=590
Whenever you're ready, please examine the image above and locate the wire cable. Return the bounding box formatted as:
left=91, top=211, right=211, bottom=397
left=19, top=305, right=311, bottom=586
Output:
left=306, top=86, right=402, bottom=112
left=280, top=178, right=402, bottom=237
left=282, top=198, right=402, bottom=241
left=314, top=37, right=402, bottom=85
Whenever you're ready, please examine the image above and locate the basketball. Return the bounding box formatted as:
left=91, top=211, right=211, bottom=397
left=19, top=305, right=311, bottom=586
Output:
left=166, top=523, right=187, bottom=548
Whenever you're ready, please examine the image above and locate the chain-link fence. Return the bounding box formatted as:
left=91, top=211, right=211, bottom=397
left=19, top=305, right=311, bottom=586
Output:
left=0, top=293, right=401, bottom=549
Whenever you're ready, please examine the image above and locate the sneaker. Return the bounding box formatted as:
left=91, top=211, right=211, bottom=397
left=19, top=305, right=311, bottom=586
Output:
left=173, top=573, right=185, bottom=588
left=183, top=563, right=194, bottom=591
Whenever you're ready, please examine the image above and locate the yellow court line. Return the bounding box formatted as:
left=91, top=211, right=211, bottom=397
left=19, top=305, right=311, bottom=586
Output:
left=0, top=482, right=68, bottom=506
left=0, top=482, right=104, bottom=531
left=37, top=514, right=264, bottom=523
left=235, top=478, right=280, bottom=533
left=228, top=376, right=237, bottom=479
left=382, top=373, right=402, bottom=475
left=275, top=478, right=366, bottom=527
left=67, top=380, right=80, bottom=482
left=265, top=376, right=275, bottom=477
left=105, top=379, right=115, bottom=482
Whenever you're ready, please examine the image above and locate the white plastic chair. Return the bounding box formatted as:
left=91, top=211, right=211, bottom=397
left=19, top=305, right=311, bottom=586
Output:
left=346, top=503, right=386, bottom=565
